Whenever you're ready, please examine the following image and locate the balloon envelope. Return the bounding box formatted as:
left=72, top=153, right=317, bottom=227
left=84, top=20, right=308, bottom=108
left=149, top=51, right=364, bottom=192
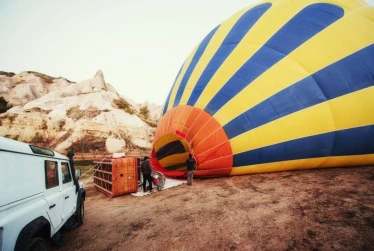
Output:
left=152, top=0, right=374, bottom=178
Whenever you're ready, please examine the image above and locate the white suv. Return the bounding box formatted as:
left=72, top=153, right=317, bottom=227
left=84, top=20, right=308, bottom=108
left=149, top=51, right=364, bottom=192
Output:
left=0, top=137, right=85, bottom=251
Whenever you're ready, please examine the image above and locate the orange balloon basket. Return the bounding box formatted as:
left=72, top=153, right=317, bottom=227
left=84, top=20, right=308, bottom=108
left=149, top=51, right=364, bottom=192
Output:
left=93, top=156, right=139, bottom=197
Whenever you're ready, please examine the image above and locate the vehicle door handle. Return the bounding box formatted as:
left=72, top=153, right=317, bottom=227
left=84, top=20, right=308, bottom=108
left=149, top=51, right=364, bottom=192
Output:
left=65, top=196, right=69, bottom=199
left=49, top=204, right=56, bottom=209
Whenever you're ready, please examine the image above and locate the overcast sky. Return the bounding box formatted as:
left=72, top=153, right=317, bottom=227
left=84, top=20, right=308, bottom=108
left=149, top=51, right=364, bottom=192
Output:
left=1, top=0, right=373, bottom=105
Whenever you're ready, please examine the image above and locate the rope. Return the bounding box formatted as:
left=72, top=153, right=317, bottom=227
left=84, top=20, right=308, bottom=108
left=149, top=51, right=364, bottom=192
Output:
left=80, top=166, right=95, bottom=178
left=79, top=153, right=107, bottom=187
left=83, top=169, right=97, bottom=187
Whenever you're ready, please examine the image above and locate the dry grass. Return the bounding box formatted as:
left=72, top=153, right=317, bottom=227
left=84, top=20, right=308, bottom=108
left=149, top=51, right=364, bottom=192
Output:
left=57, top=119, right=66, bottom=130
left=4, top=114, right=17, bottom=124
left=55, top=129, right=73, bottom=146
left=40, top=120, right=48, bottom=130
left=70, top=134, right=106, bottom=153
left=29, top=131, right=57, bottom=148
left=0, top=71, right=15, bottom=77
left=66, top=106, right=101, bottom=120
left=141, top=118, right=158, bottom=128
left=113, top=98, right=135, bottom=115
left=24, top=107, right=52, bottom=114
left=26, top=71, right=74, bottom=84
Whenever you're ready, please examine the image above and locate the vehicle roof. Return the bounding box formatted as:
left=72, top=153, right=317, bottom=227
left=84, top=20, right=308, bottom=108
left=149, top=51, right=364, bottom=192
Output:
left=0, top=136, right=68, bottom=159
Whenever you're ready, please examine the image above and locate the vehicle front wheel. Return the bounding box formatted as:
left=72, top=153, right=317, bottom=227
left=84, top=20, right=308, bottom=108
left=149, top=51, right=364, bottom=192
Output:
left=28, top=237, right=48, bottom=251
left=76, top=198, right=84, bottom=226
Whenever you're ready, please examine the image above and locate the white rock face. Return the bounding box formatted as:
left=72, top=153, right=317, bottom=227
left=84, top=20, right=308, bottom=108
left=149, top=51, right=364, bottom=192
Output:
left=133, top=138, right=152, bottom=149
left=144, top=101, right=163, bottom=120
left=0, top=70, right=160, bottom=155
left=92, top=110, right=146, bottom=128
left=50, top=78, right=70, bottom=92
left=0, top=76, right=14, bottom=94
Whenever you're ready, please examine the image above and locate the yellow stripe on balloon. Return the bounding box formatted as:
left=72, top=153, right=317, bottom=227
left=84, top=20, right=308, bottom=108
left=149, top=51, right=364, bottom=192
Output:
left=193, top=0, right=359, bottom=110
left=153, top=133, right=186, bottom=153
left=231, top=86, right=374, bottom=154
left=177, top=6, right=254, bottom=105
left=214, top=4, right=374, bottom=126
left=166, top=45, right=199, bottom=112
left=230, top=154, right=374, bottom=175
left=359, top=5, right=374, bottom=22
left=159, top=152, right=189, bottom=169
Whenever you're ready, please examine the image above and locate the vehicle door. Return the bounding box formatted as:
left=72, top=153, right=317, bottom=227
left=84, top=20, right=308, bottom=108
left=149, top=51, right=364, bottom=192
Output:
left=61, top=161, right=76, bottom=221
left=43, top=160, right=64, bottom=229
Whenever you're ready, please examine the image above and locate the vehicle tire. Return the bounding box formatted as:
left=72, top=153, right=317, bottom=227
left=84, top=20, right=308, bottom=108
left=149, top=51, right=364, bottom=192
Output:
left=76, top=198, right=84, bottom=226
left=28, top=238, right=48, bottom=251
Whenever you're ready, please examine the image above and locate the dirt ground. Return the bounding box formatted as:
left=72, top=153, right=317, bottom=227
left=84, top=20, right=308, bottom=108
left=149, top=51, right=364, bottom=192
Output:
left=58, top=166, right=374, bottom=251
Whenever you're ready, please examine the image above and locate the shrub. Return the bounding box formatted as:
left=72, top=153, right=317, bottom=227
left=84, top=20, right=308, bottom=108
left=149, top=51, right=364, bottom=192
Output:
left=0, top=71, right=15, bottom=77
left=70, top=134, right=106, bottom=153
left=26, top=71, right=55, bottom=84
left=66, top=106, right=101, bottom=120
left=24, top=107, right=51, bottom=114
left=141, top=118, right=157, bottom=128
left=29, top=131, right=57, bottom=148
left=139, top=105, right=150, bottom=120
left=31, top=132, right=44, bottom=144
left=58, top=119, right=66, bottom=130
left=118, top=130, right=137, bottom=150
left=113, top=98, right=135, bottom=115
left=55, top=129, right=73, bottom=145
left=7, top=115, right=17, bottom=123
left=41, top=120, right=48, bottom=130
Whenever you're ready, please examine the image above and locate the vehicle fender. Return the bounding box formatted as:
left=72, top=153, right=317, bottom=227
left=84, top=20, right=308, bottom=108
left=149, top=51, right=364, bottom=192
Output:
left=76, top=188, right=86, bottom=211
left=14, top=216, right=50, bottom=251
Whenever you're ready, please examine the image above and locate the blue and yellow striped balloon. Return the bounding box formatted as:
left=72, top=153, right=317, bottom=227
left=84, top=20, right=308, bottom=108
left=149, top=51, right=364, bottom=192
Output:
left=151, top=0, right=374, bottom=178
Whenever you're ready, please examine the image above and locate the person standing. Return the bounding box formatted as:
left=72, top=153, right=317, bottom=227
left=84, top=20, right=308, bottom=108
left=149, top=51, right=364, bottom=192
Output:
left=186, top=154, right=196, bottom=186
left=141, top=156, right=153, bottom=193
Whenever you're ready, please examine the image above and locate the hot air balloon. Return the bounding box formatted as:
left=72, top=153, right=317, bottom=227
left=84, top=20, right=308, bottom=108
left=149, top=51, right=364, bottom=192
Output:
left=151, top=0, right=374, bottom=178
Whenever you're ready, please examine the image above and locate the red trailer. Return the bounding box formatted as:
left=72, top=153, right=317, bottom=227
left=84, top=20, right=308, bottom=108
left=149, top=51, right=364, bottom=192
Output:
left=93, top=157, right=138, bottom=197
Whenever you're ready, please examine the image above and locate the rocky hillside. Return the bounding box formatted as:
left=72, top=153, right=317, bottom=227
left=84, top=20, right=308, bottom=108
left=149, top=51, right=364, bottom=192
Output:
left=0, top=70, right=162, bottom=156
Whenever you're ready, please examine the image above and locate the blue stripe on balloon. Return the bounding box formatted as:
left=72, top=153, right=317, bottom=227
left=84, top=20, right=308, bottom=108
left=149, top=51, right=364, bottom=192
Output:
left=186, top=3, right=272, bottom=107
left=233, top=125, right=374, bottom=167
left=162, top=62, right=185, bottom=115
left=224, top=44, right=374, bottom=138
left=204, top=3, right=344, bottom=115
left=172, top=26, right=220, bottom=108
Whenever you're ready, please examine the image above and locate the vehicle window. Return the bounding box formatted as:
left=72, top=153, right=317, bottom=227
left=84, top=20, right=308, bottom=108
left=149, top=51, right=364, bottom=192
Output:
left=45, top=161, right=59, bottom=189
left=61, top=162, right=72, bottom=184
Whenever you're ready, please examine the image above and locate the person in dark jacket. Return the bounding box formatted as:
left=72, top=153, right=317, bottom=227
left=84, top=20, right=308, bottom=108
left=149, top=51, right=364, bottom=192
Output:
left=141, top=156, right=153, bottom=192
left=186, top=154, right=196, bottom=186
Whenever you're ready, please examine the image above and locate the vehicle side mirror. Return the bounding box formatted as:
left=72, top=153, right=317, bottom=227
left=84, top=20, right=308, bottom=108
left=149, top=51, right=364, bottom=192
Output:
left=75, top=169, right=81, bottom=180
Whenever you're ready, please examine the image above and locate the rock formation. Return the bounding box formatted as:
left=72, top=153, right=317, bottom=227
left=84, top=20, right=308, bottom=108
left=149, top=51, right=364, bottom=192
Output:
left=0, top=70, right=162, bottom=156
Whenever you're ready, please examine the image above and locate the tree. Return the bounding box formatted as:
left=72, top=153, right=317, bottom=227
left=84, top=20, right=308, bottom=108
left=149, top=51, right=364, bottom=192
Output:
left=139, top=105, right=150, bottom=120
